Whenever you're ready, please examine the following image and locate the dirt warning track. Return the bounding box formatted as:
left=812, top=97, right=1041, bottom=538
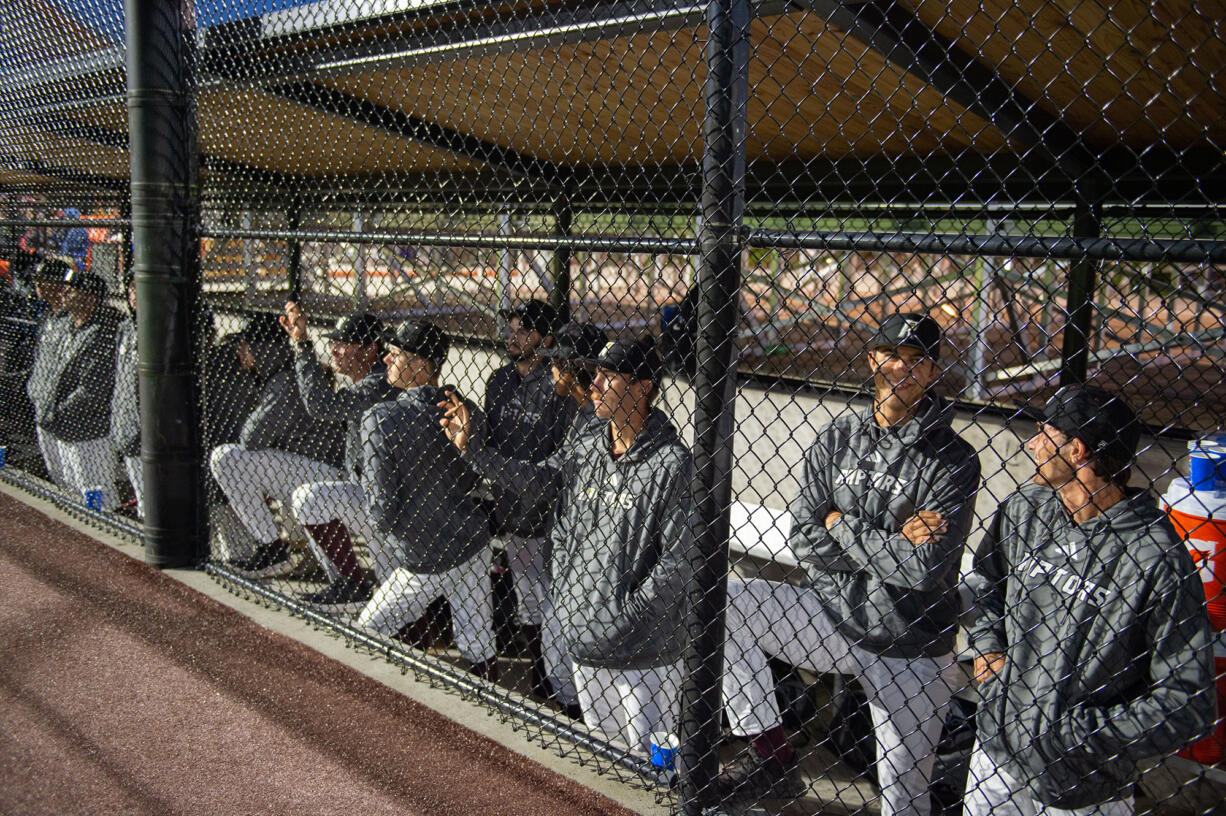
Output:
left=0, top=492, right=637, bottom=816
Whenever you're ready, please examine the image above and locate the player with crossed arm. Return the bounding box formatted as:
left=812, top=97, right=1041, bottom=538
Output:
left=707, top=312, right=981, bottom=816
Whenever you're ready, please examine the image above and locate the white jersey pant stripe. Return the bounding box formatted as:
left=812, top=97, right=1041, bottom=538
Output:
left=290, top=480, right=384, bottom=582
left=356, top=546, right=496, bottom=664
left=209, top=444, right=344, bottom=545
left=55, top=436, right=118, bottom=510
left=963, top=742, right=1133, bottom=816
left=36, top=427, right=67, bottom=487
left=123, top=454, right=144, bottom=519
left=498, top=535, right=547, bottom=626
left=572, top=661, right=681, bottom=757
left=722, top=578, right=957, bottom=816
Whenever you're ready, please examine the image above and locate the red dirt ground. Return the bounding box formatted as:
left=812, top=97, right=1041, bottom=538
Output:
left=0, top=492, right=637, bottom=816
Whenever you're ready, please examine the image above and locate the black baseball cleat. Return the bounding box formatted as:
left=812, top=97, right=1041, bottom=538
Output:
left=226, top=541, right=294, bottom=579
left=699, top=750, right=804, bottom=810
left=300, top=576, right=375, bottom=613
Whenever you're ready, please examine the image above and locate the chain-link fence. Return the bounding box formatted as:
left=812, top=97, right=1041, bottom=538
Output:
left=3, top=1, right=1226, bottom=814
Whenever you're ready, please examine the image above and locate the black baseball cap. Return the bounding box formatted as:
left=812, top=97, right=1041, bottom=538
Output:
left=1042, top=385, right=1140, bottom=464
left=587, top=337, right=664, bottom=383
left=238, top=312, right=283, bottom=344
left=540, top=322, right=608, bottom=362
left=61, top=266, right=108, bottom=298
left=500, top=299, right=558, bottom=336
left=323, top=312, right=385, bottom=346
left=872, top=312, right=942, bottom=360
left=385, top=320, right=450, bottom=368
left=32, top=255, right=74, bottom=283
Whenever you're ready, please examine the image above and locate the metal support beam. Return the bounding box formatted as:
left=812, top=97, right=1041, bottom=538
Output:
left=127, top=0, right=205, bottom=568
left=679, top=0, right=750, bottom=812
left=260, top=82, right=566, bottom=185
left=287, top=198, right=303, bottom=300
left=1059, top=201, right=1102, bottom=385
left=550, top=192, right=573, bottom=324
left=798, top=0, right=1096, bottom=180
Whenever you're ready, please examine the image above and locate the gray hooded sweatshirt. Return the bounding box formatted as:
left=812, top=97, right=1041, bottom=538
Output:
left=293, top=346, right=398, bottom=478
left=361, top=384, right=490, bottom=573
left=27, top=308, right=70, bottom=425
left=471, top=406, right=691, bottom=670
left=110, top=315, right=140, bottom=457
left=790, top=397, right=981, bottom=658
left=240, top=340, right=344, bottom=468
left=35, top=305, right=119, bottom=442
left=969, top=484, right=1215, bottom=809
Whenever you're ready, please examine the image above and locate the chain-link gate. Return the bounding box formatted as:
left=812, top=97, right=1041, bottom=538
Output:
left=3, top=1, right=1226, bottom=814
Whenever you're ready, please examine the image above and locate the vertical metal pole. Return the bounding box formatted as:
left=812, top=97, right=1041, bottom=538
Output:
left=498, top=212, right=514, bottom=312
left=550, top=191, right=572, bottom=324
left=678, top=0, right=749, bottom=812
left=969, top=219, right=997, bottom=401
left=1059, top=200, right=1101, bottom=386
left=354, top=210, right=369, bottom=309
left=127, top=0, right=204, bottom=567
left=242, top=210, right=256, bottom=305
left=287, top=197, right=302, bottom=301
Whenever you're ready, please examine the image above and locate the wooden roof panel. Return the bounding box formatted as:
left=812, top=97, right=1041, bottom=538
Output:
left=0, top=124, right=128, bottom=177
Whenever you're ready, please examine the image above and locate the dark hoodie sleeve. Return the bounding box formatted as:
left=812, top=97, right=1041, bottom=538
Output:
left=571, top=453, right=693, bottom=662
left=1044, top=544, right=1217, bottom=763
left=294, top=348, right=388, bottom=420
left=361, top=402, right=400, bottom=535
left=463, top=404, right=568, bottom=510
left=789, top=431, right=862, bottom=574
left=239, top=370, right=296, bottom=450
left=827, top=446, right=980, bottom=591
left=967, top=498, right=1013, bottom=657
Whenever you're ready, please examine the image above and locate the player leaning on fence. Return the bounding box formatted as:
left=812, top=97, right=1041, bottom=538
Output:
left=964, top=386, right=1215, bottom=816
left=708, top=313, right=981, bottom=816
left=109, top=277, right=143, bottom=517
left=443, top=336, right=691, bottom=756
left=356, top=320, right=499, bottom=681
left=277, top=302, right=399, bottom=612
left=27, top=258, right=74, bottom=488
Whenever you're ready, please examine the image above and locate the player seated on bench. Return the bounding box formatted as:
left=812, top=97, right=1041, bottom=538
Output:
left=210, top=312, right=346, bottom=578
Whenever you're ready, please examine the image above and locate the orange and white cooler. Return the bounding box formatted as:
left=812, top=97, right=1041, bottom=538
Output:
left=1164, top=478, right=1226, bottom=764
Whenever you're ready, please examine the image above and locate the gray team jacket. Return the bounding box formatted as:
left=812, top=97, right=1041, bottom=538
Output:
left=969, top=485, right=1215, bottom=809
left=34, top=306, right=119, bottom=443
left=27, top=309, right=69, bottom=426
left=240, top=340, right=344, bottom=468
left=790, top=397, right=981, bottom=658
left=475, top=406, right=692, bottom=670
left=361, top=385, right=490, bottom=573
left=110, top=316, right=140, bottom=457
left=293, top=346, right=398, bottom=478
left=484, top=361, right=576, bottom=536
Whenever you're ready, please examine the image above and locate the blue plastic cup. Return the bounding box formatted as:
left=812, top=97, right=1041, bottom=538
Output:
left=1189, top=446, right=1226, bottom=491
left=0, top=445, right=6, bottom=467
left=649, top=731, right=679, bottom=771
left=83, top=487, right=104, bottom=511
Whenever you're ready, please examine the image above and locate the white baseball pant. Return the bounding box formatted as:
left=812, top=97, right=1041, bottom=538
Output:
left=572, top=660, right=681, bottom=757
left=540, top=593, right=577, bottom=704
left=722, top=578, right=957, bottom=816
left=356, top=546, right=496, bottom=664
left=56, top=436, right=118, bottom=510
left=501, top=534, right=547, bottom=626
left=963, top=742, right=1133, bottom=816
left=36, top=427, right=67, bottom=487
left=123, top=454, right=144, bottom=519
left=209, top=443, right=344, bottom=545
left=290, top=480, right=385, bottom=582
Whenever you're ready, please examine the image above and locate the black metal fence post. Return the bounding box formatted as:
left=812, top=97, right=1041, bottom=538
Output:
left=550, top=190, right=572, bottom=324
left=1059, top=198, right=1103, bottom=385
left=677, top=0, right=750, bottom=811
left=287, top=197, right=303, bottom=301
left=127, top=0, right=205, bottom=567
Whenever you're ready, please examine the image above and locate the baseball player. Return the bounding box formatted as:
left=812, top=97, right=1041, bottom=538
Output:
left=484, top=299, right=575, bottom=690
left=110, top=277, right=143, bottom=517
left=278, top=301, right=398, bottom=610
left=444, top=337, right=691, bottom=755
left=209, top=312, right=346, bottom=577
left=964, top=386, right=1214, bottom=816
left=356, top=320, right=499, bottom=680
left=26, top=257, right=73, bottom=487
left=708, top=312, right=981, bottom=815
left=441, top=320, right=609, bottom=709
left=32, top=263, right=121, bottom=509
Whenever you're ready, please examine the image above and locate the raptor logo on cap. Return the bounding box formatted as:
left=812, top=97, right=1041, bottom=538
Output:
left=601, top=341, right=616, bottom=357
left=901, top=316, right=921, bottom=333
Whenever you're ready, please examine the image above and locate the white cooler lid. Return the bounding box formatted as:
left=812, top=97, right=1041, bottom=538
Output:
left=1162, top=477, right=1226, bottom=519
